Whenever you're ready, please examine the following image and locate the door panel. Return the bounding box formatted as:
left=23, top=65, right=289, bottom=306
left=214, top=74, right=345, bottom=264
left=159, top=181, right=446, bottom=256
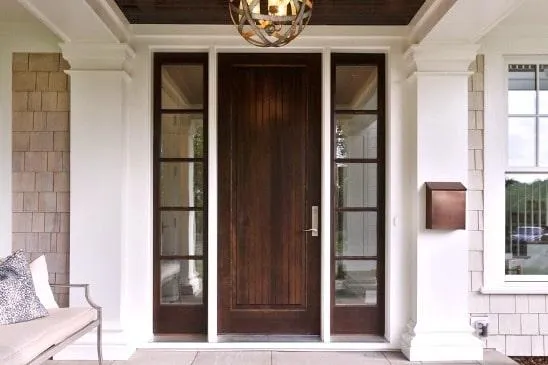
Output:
left=218, top=53, right=321, bottom=334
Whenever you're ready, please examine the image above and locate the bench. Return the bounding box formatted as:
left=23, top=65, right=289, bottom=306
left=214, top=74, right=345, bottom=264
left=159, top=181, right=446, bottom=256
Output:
left=0, top=284, right=102, bottom=365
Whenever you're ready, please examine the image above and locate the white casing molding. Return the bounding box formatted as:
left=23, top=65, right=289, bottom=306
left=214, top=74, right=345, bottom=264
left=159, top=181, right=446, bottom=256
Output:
left=207, top=47, right=218, bottom=343
left=481, top=35, right=548, bottom=293
left=122, top=38, right=408, bottom=356
left=400, top=43, right=484, bottom=362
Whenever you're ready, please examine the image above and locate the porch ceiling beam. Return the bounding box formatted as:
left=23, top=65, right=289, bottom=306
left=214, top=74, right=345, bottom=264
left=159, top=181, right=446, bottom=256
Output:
left=418, top=0, right=525, bottom=44
left=16, top=0, right=130, bottom=43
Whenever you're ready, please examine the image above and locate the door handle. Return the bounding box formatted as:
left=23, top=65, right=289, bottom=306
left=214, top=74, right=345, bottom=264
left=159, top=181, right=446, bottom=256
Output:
left=303, top=205, right=319, bottom=237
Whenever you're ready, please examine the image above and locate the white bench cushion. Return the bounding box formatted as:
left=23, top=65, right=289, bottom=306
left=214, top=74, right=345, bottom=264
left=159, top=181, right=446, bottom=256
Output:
left=0, top=307, right=97, bottom=365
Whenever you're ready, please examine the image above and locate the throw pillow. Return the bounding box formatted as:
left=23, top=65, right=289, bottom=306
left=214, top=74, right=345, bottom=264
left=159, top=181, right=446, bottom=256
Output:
left=30, top=255, right=59, bottom=309
left=0, top=250, right=48, bottom=325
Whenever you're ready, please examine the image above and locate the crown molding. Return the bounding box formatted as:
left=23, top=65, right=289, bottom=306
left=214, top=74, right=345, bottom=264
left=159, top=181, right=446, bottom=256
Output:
left=404, top=43, right=480, bottom=75
left=60, top=42, right=135, bottom=73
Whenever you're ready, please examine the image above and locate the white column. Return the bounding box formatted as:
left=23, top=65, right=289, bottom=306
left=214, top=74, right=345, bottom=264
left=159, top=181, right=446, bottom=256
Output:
left=401, top=44, right=484, bottom=362
left=59, top=42, right=136, bottom=361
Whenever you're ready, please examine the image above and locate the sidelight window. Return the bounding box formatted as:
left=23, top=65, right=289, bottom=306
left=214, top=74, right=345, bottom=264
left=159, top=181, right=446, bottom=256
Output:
left=331, top=54, right=385, bottom=335
left=154, top=53, right=208, bottom=334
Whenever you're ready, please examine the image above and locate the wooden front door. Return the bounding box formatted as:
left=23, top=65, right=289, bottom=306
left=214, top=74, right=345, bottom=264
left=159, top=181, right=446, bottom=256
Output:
left=218, top=53, right=321, bottom=335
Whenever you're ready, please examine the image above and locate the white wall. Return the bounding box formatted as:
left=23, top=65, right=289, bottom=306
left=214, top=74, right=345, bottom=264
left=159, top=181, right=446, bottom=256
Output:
left=0, top=21, right=59, bottom=257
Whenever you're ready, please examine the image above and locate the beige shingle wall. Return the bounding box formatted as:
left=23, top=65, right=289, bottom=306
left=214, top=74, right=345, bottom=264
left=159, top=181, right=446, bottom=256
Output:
left=468, top=55, right=548, bottom=356
left=11, top=53, right=70, bottom=307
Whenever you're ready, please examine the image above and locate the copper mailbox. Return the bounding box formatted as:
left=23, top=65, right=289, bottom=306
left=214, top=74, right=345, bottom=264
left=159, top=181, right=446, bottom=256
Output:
left=425, top=182, right=466, bottom=230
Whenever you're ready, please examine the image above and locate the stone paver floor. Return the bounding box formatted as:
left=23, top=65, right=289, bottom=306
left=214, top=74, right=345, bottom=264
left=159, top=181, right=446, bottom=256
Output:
left=46, top=349, right=515, bottom=365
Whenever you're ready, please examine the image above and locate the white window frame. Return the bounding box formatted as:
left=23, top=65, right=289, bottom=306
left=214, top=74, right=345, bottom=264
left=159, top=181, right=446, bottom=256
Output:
left=483, top=53, right=548, bottom=294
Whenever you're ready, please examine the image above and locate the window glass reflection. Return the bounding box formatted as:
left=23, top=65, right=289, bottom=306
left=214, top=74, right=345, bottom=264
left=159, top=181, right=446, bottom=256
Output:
left=335, top=260, right=377, bottom=306
left=161, top=114, right=203, bottom=158
left=335, top=163, right=377, bottom=208
left=161, top=211, right=203, bottom=256
left=160, top=162, right=204, bottom=207
left=508, top=64, right=536, bottom=115
left=161, top=65, right=203, bottom=109
left=160, top=259, right=203, bottom=304
left=506, top=174, right=548, bottom=275
left=335, top=66, right=377, bottom=110
left=540, top=118, right=548, bottom=167
left=540, top=65, right=548, bottom=115
left=508, top=117, right=535, bottom=167
left=335, top=212, right=377, bottom=257
left=336, top=116, right=377, bottom=159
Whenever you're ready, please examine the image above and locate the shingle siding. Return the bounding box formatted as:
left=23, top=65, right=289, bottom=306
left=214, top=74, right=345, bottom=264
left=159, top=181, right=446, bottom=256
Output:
left=11, top=53, right=70, bottom=307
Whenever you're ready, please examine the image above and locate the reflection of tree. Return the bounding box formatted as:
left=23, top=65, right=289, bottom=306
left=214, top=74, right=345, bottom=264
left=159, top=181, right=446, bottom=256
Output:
left=193, top=125, right=204, bottom=277
left=506, top=178, right=548, bottom=231
left=193, top=125, right=204, bottom=214
left=335, top=124, right=347, bottom=279
left=335, top=125, right=347, bottom=159
left=505, top=178, right=519, bottom=187
left=505, top=177, right=548, bottom=265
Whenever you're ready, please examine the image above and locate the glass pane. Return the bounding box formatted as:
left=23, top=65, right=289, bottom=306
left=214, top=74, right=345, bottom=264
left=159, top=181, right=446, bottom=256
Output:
left=160, top=259, right=203, bottom=304
left=335, top=163, right=377, bottom=208
left=335, top=66, right=377, bottom=110
left=505, top=174, right=548, bottom=275
left=508, top=117, right=535, bottom=167
left=161, top=65, right=203, bottom=109
left=540, top=118, right=548, bottom=167
left=508, top=64, right=536, bottom=115
left=160, top=211, right=204, bottom=256
left=335, top=212, right=377, bottom=257
left=161, top=114, right=203, bottom=158
left=336, top=115, right=377, bottom=159
left=335, top=260, right=377, bottom=306
left=160, top=162, right=204, bottom=207
left=540, top=65, right=548, bottom=115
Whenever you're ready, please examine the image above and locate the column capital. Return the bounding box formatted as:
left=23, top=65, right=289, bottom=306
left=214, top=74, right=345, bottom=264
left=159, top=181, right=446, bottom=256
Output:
left=60, top=42, right=135, bottom=74
left=404, top=43, right=480, bottom=75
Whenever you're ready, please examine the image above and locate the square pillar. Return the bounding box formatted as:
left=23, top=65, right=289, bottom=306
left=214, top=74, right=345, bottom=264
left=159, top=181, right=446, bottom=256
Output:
left=58, top=43, right=136, bottom=360
left=401, top=44, right=484, bottom=362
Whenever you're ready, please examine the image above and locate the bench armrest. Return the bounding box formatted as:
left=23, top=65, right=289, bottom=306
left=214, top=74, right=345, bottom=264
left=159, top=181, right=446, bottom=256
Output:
left=49, top=284, right=102, bottom=319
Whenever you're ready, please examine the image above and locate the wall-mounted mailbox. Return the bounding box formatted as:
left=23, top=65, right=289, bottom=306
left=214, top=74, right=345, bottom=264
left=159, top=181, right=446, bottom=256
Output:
left=425, top=182, right=466, bottom=230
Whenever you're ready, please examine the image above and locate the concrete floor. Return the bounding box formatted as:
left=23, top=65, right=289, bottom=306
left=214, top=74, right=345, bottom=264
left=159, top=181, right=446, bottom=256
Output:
left=46, top=349, right=516, bottom=365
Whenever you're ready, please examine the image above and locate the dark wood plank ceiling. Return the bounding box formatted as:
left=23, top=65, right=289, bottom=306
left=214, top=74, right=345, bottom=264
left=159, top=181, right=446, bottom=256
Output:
left=114, top=0, right=426, bottom=25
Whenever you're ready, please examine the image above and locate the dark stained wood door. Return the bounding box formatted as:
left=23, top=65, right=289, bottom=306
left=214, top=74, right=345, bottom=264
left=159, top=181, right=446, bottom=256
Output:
left=218, top=53, right=321, bottom=334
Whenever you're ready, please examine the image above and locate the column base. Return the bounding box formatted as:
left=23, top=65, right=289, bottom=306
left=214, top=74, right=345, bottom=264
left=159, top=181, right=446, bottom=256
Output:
left=401, top=322, right=484, bottom=362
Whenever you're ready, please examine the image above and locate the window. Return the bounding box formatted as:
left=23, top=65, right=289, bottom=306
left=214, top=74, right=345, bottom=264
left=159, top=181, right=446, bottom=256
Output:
left=331, top=54, right=385, bottom=334
left=153, top=53, right=208, bottom=333
left=505, top=64, right=548, bottom=276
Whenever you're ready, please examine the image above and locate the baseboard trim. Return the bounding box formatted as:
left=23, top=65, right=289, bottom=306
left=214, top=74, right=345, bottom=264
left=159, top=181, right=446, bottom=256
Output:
left=53, top=328, right=136, bottom=361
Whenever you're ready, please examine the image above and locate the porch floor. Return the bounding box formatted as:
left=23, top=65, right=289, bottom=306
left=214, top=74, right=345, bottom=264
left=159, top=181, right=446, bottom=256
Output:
left=47, top=349, right=515, bottom=365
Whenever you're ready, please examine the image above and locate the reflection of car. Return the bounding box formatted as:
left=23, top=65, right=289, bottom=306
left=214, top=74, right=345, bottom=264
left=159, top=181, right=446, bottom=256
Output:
left=512, top=226, right=545, bottom=244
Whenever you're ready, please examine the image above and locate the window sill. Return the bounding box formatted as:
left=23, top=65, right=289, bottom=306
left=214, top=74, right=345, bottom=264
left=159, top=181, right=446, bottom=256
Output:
left=481, top=284, right=548, bottom=295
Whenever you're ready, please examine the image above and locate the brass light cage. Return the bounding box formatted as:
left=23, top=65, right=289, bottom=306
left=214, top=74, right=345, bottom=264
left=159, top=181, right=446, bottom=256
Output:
left=229, top=0, right=313, bottom=47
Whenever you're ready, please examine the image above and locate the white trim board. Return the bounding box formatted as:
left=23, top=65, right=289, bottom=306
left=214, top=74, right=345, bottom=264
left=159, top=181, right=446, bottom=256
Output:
left=139, top=342, right=399, bottom=351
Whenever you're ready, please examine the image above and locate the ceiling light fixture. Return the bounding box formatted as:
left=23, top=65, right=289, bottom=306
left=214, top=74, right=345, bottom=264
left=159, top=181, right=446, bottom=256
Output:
left=229, top=0, right=313, bottom=47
